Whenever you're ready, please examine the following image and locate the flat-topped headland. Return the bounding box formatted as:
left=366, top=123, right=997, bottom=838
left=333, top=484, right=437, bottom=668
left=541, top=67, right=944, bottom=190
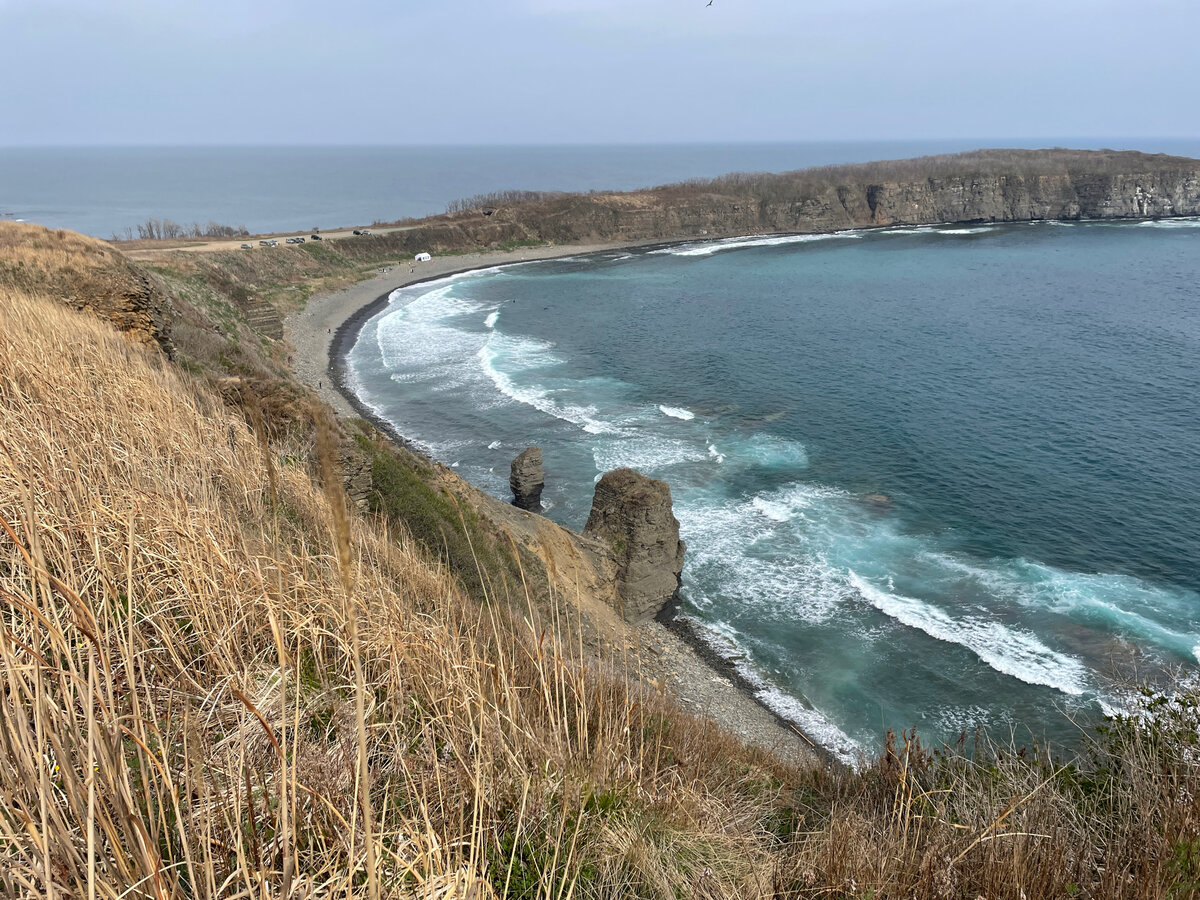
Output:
left=337, top=148, right=1200, bottom=258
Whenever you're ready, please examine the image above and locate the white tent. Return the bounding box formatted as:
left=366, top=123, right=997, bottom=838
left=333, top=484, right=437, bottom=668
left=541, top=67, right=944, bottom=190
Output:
left=414, top=252, right=432, bottom=262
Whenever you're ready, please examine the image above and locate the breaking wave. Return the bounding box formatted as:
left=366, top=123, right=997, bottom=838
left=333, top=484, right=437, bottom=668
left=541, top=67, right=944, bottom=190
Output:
left=652, top=231, right=862, bottom=257
left=847, top=572, right=1089, bottom=696
left=659, top=404, right=695, bottom=420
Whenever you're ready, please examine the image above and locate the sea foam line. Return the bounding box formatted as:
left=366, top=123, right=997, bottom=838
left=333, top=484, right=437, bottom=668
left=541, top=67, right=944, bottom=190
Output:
left=477, top=333, right=614, bottom=435
left=679, top=615, right=863, bottom=764
left=848, top=571, right=1089, bottom=696
left=922, top=551, right=1200, bottom=663
left=652, top=231, right=862, bottom=258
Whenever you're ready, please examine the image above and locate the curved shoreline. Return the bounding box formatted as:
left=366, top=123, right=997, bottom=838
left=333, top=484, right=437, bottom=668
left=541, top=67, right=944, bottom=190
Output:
left=286, top=238, right=842, bottom=768
left=326, top=246, right=644, bottom=446
left=291, top=217, right=1176, bottom=768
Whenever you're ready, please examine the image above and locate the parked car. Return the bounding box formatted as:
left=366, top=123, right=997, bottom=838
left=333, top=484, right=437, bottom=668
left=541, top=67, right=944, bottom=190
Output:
left=241, top=243, right=253, bottom=249
left=310, top=234, right=322, bottom=241
left=259, top=240, right=270, bottom=246
left=296, top=237, right=305, bottom=243
left=352, top=230, right=363, bottom=235
left=360, top=229, right=371, bottom=235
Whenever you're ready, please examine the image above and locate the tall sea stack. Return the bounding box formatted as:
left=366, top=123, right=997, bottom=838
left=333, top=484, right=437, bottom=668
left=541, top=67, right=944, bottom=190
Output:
left=584, top=468, right=686, bottom=623
left=509, top=447, right=545, bottom=511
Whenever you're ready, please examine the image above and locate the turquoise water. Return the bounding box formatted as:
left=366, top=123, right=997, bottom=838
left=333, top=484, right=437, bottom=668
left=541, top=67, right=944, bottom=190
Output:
left=6, top=140, right=1200, bottom=238
left=347, top=220, right=1200, bottom=762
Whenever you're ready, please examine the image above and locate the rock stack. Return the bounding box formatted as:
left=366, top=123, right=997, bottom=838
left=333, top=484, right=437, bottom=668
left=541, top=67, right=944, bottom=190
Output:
left=584, top=468, right=686, bottom=622
left=509, top=447, right=545, bottom=511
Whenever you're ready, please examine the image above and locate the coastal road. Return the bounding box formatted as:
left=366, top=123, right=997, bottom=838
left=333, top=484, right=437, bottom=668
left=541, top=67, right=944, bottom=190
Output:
left=121, top=224, right=421, bottom=259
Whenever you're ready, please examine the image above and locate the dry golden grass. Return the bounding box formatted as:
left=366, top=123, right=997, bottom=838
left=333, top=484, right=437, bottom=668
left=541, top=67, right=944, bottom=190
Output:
left=3, top=283, right=1199, bottom=899
left=0, top=223, right=139, bottom=294
left=0, top=289, right=799, bottom=897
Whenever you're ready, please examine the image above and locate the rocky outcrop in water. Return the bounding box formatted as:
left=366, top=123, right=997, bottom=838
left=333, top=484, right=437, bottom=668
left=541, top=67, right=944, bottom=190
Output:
left=510, top=447, right=545, bottom=511
left=584, top=468, right=686, bottom=623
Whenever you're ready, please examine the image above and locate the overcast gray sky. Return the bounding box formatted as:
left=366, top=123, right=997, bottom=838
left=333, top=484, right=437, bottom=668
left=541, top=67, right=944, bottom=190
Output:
left=5, top=0, right=1198, bottom=146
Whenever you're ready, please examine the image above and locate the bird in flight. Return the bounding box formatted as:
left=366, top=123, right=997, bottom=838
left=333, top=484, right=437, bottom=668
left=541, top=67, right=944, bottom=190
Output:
left=706, top=0, right=713, bottom=5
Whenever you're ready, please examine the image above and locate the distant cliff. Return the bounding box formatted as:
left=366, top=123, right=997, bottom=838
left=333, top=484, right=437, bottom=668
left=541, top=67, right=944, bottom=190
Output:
left=372, top=148, right=1200, bottom=252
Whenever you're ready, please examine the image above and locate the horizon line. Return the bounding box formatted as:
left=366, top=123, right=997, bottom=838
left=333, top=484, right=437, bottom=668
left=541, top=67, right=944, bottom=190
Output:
left=3, top=136, right=1200, bottom=152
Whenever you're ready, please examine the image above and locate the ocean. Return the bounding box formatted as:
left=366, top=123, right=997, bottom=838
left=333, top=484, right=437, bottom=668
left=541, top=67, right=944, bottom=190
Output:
left=5, top=140, right=1200, bottom=239
left=345, top=219, right=1200, bottom=763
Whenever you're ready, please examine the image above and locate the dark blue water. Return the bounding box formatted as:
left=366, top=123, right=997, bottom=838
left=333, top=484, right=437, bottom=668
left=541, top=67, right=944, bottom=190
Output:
left=5, top=140, right=1200, bottom=238
left=347, top=220, right=1200, bottom=762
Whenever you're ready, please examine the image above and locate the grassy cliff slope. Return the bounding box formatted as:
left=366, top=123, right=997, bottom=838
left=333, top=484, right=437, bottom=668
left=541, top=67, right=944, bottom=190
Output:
left=0, top=276, right=807, bottom=897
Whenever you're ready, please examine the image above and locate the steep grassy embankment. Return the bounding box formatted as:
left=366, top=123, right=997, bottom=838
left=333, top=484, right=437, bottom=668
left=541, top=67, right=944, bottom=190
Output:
left=0, top=285, right=813, bottom=897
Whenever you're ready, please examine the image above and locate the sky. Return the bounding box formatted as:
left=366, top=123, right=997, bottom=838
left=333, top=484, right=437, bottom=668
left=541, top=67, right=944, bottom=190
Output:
left=4, top=0, right=1199, bottom=146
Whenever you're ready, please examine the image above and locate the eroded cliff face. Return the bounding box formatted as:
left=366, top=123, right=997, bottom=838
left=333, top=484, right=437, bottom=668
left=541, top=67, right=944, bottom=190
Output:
left=513, top=172, right=1200, bottom=245
left=429, top=150, right=1200, bottom=249
left=0, top=222, right=175, bottom=357
left=819, top=170, right=1200, bottom=228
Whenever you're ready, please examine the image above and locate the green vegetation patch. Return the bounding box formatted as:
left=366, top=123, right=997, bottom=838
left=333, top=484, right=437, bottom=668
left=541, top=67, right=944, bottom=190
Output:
left=354, top=429, right=524, bottom=604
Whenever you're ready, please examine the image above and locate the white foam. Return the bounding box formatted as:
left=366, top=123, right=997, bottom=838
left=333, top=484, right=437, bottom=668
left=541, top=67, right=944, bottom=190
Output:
left=676, top=615, right=864, bottom=765
left=937, top=226, right=997, bottom=235
left=477, top=333, right=615, bottom=434
left=591, top=435, right=709, bottom=474
left=752, top=496, right=794, bottom=523
left=652, top=231, right=861, bottom=258
left=658, top=404, right=695, bottom=420
left=484, top=310, right=500, bottom=329
left=931, top=553, right=1200, bottom=661
left=847, top=571, right=1089, bottom=696
left=707, top=444, right=725, bottom=463
left=487, top=440, right=502, bottom=450
left=755, top=687, right=863, bottom=765
left=1098, top=698, right=1125, bottom=719
left=932, top=704, right=1002, bottom=737
left=876, top=224, right=940, bottom=236
left=677, top=487, right=850, bottom=624
left=373, top=285, right=490, bottom=391
left=1136, top=217, right=1200, bottom=229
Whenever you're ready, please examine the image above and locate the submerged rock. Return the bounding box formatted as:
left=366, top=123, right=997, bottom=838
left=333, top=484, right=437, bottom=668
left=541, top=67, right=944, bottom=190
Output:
left=509, top=447, right=545, bottom=511
left=584, top=468, right=686, bottom=623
